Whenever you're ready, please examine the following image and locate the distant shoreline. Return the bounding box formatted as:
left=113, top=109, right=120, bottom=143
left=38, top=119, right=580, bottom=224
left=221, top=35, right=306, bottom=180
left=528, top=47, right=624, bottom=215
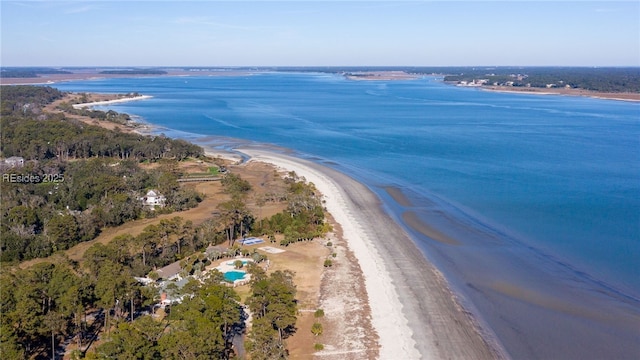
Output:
left=474, top=84, right=640, bottom=102
left=5, top=69, right=638, bottom=103
left=0, top=69, right=258, bottom=85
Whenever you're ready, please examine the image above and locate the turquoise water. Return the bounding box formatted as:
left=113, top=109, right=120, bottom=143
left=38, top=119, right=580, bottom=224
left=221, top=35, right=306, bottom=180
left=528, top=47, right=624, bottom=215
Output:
left=223, top=270, right=246, bottom=282
left=53, top=73, right=640, bottom=358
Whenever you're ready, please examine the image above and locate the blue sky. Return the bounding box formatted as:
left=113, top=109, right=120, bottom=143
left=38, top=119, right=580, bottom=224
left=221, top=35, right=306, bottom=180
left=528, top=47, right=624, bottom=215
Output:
left=2, top=1, right=639, bottom=67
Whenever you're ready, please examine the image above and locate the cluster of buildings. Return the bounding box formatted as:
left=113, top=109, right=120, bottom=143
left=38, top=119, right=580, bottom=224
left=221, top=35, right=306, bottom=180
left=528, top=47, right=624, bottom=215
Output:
left=138, top=245, right=261, bottom=309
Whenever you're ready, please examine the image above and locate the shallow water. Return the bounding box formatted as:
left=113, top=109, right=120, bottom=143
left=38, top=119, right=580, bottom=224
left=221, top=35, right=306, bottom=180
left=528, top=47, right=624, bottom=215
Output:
left=54, top=73, right=640, bottom=358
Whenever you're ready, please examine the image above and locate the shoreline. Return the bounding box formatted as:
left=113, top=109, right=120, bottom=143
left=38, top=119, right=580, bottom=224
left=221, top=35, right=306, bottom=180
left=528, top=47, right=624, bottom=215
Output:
left=71, top=95, right=153, bottom=109
left=239, top=147, right=503, bottom=359
left=479, top=85, right=640, bottom=102
left=0, top=69, right=259, bottom=85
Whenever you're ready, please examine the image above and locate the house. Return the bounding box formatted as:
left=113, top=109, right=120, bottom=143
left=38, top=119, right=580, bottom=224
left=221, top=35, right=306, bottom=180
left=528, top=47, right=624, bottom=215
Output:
left=158, top=277, right=189, bottom=307
left=155, top=260, right=182, bottom=281
left=3, top=156, right=24, bottom=168
left=141, top=189, right=166, bottom=208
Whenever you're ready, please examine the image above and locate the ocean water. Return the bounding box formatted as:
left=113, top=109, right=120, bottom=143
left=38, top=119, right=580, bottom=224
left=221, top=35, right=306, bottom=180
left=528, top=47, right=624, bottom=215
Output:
left=54, top=73, right=640, bottom=358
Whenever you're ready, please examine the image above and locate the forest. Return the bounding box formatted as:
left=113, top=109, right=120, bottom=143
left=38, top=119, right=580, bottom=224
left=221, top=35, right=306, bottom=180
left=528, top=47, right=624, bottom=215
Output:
left=0, top=86, right=203, bottom=262
left=442, top=67, right=640, bottom=92
left=0, top=67, right=72, bottom=78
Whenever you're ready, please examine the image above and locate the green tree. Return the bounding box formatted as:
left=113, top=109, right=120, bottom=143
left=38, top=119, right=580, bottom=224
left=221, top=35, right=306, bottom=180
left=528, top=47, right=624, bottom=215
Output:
left=46, top=214, right=79, bottom=251
left=218, top=198, right=251, bottom=247
left=95, top=316, right=163, bottom=359
left=248, top=317, right=287, bottom=360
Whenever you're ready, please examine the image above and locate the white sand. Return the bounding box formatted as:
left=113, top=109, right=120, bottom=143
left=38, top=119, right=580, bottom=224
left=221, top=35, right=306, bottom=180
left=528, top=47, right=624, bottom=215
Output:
left=241, top=148, right=422, bottom=359
left=72, top=95, right=153, bottom=109
left=204, top=150, right=243, bottom=164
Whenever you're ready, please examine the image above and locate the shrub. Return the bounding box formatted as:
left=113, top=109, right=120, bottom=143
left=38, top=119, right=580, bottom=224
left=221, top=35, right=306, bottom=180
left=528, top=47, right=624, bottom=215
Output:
left=314, top=309, right=324, bottom=318
left=314, top=343, right=324, bottom=351
left=332, top=253, right=337, bottom=258
left=326, top=241, right=333, bottom=247
left=323, top=259, right=333, bottom=267
left=234, top=260, right=244, bottom=269
left=311, top=322, right=323, bottom=336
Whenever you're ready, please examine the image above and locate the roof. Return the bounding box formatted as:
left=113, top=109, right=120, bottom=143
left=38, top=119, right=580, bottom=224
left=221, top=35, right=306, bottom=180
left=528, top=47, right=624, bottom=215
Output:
left=155, top=260, right=182, bottom=280
left=147, top=190, right=158, bottom=197
left=6, top=156, right=24, bottom=161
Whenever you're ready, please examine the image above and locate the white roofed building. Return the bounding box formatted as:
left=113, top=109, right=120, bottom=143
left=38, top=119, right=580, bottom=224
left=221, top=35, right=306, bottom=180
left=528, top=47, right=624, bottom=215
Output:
left=140, top=189, right=166, bottom=208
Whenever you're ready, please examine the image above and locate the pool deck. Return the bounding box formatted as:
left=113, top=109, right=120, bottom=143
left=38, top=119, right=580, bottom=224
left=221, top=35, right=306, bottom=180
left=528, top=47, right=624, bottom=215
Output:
left=207, top=257, right=254, bottom=287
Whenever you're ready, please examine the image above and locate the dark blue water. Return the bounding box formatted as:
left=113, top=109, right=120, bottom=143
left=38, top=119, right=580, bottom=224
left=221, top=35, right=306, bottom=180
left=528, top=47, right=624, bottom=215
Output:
left=54, top=73, right=640, bottom=357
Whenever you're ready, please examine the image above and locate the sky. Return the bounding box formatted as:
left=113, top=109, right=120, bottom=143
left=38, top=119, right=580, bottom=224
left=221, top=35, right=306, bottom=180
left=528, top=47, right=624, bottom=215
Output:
left=1, top=1, right=639, bottom=67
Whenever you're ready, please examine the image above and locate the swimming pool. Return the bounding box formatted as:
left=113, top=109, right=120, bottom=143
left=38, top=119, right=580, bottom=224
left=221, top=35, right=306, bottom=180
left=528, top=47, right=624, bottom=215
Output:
left=240, top=237, right=265, bottom=245
left=224, top=271, right=246, bottom=282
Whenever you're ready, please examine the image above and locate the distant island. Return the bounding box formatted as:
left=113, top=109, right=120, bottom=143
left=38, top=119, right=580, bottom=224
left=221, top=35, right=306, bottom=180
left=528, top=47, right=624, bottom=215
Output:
left=98, top=69, right=167, bottom=75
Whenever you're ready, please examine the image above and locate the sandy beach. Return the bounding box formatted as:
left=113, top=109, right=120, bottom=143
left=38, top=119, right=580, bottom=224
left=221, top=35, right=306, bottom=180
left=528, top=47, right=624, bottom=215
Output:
left=71, top=95, right=153, bottom=109
left=240, top=148, right=502, bottom=359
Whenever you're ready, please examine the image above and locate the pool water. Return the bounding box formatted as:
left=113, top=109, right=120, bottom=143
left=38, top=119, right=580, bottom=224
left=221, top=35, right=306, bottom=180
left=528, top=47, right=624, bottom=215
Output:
left=227, top=260, right=250, bottom=266
left=224, top=271, right=247, bottom=282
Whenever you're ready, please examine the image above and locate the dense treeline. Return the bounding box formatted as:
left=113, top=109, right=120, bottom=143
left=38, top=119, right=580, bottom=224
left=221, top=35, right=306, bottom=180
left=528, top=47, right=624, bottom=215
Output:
left=1, top=86, right=203, bottom=161
left=0, top=85, right=65, bottom=114
left=247, top=265, right=298, bottom=359
left=253, top=171, right=332, bottom=246
left=1, top=115, right=203, bottom=161
left=0, top=86, right=203, bottom=263
left=443, top=67, right=640, bottom=92
left=0, top=67, right=72, bottom=78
